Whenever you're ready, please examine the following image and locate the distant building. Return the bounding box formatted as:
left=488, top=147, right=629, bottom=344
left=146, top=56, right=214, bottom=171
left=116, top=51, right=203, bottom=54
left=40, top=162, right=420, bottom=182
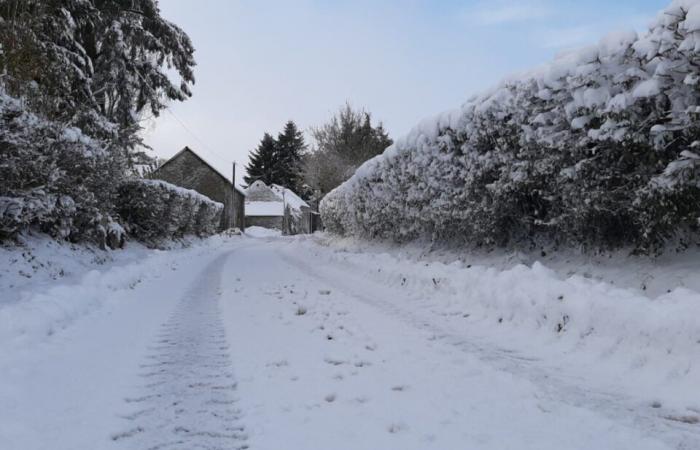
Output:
left=244, top=181, right=317, bottom=234
left=151, top=147, right=246, bottom=230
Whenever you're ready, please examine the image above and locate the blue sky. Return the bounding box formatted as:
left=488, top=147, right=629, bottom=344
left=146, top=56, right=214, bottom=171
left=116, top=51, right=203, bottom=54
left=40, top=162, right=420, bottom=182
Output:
left=145, top=0, right=669, bottom=183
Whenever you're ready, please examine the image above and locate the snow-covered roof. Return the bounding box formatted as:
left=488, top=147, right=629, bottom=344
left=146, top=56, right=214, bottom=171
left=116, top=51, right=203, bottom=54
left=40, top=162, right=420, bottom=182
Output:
left=270, top=184, right=309, bottom=210
left=160, top=147, right=247, bottom=196
left=243, top=181, right=309, bottom=210
left=245, top=180, right=281, bottom=202
left=245, top=201, right=284, bottom=217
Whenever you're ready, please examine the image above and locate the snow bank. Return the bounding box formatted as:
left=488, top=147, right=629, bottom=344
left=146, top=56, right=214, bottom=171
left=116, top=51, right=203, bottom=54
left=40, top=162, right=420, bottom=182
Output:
left=321, top=0, right=700, bottom=252
left=286, top=235, right=700, bottom=398
left=0, top=235, right=237, bottom=349
left=245, top=226, right=282, bottom=238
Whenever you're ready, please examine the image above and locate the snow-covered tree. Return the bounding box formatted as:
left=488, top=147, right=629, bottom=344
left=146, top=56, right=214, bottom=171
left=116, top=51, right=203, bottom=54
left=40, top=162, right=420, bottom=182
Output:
left=1, top=0, right=194, bottom=149
left=0, top=0, right=197, bottom=245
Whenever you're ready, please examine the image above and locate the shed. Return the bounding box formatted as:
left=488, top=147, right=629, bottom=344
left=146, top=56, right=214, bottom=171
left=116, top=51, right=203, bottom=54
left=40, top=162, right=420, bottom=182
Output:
left=244, top=181, right=313, bottom=234
left=244, top=181, right=286, bottom=231
left=151, top=147, right=246, bottom=230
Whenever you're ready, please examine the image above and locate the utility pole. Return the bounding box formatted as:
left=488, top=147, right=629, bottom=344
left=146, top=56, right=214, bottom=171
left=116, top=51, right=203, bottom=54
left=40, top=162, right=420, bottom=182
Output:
left=231, top=162, right=237, bottom=230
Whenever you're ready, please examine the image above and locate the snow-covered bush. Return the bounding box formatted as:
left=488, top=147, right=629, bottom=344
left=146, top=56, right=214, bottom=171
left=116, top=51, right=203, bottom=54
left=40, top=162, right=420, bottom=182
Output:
left=1, top=0, right=196, bottom=248
left=321, top=0, right=700, bottom=253
left=0, top=92, right=125, bottom=247
left=117, top=179, right=223, bottom=244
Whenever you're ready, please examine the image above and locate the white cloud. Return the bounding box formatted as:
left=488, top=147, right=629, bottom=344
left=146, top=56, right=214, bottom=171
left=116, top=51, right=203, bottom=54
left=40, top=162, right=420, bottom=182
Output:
left=466, top=1, right=553, bottom=26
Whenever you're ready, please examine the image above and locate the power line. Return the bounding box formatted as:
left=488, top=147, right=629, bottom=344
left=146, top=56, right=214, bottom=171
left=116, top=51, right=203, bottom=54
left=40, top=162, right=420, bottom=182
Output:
left=133, top=68, right=235, bottom=165
left=163, top=107, right=234, bottom=164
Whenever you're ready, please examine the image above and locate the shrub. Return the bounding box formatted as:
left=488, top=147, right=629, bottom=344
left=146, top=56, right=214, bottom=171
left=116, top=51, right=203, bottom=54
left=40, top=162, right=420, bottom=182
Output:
left=0, top=93, right=124, bottom=247
left=117, top=179, right=223, bottom=244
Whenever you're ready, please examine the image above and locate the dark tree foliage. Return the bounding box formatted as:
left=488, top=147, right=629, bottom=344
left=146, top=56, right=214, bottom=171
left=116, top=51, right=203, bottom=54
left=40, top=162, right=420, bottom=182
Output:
left=276, top=120, right=307, bottom=193
left=304, top=103, right=393, bottom=197
left=244, top=133, right=281, bottom=186
left=244, top=121, right=307, bottom=191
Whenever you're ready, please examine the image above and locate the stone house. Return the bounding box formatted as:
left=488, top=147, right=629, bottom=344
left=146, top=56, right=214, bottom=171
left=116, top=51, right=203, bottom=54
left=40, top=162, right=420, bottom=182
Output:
left=151, top=147, right=246, bottom=230
left=244, top=181, right=312, bottom=234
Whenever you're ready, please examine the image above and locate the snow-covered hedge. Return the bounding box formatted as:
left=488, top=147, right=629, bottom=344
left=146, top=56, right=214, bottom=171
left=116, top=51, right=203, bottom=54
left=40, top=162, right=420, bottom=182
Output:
left=117, top=179, right=223, bottom=243
left=322, top=0, right=700, bottom=253
left=0, top=92, right=125, bottom=248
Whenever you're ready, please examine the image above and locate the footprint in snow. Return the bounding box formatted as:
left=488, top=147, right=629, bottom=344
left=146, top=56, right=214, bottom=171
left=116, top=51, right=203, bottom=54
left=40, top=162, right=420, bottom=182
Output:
left=324, top=357, right=346, bottom=366
left=387, top=422, right=408, bottom=434
left=266, top=360, right=289, bottom=368
left=665, top=414, right=700, bottom=425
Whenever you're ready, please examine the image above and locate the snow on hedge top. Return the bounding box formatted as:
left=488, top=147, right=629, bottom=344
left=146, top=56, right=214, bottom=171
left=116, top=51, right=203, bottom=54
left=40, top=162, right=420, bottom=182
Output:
left=140, top=179, right=223, bottom=208
left=334, top=0, right=700, bottom=195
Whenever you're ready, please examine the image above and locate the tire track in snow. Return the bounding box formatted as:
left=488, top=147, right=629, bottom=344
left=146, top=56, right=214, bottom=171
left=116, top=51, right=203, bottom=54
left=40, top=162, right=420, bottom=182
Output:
left=112, top=252, right=248, bottom=450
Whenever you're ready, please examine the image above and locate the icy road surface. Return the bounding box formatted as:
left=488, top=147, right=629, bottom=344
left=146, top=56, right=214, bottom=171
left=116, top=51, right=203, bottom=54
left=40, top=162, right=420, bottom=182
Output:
left=1, top=233, right=699, bottom=450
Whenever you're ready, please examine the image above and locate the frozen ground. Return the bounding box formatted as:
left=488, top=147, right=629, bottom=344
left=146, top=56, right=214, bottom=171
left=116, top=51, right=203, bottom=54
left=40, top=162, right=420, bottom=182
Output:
left=1, top=232, right=699, bottom=449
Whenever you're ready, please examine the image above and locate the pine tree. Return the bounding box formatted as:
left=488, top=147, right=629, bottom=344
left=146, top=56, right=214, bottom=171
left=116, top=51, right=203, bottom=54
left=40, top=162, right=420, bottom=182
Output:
left=276, top=120, right=307, bottom=192
left=0, top=0, right=196, bottom=244
left=244, top=133, right=280, bottom=186
left=1, top=0, right=195, bottom=159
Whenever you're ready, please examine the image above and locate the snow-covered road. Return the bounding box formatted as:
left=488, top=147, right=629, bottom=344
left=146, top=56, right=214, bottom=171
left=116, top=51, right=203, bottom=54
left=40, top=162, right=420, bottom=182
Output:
left=1, top=234, right=699, bottom=449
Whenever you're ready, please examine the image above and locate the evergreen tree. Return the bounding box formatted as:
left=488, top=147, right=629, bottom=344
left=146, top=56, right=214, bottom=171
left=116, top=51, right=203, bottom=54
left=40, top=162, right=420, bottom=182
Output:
left=1, top=0, right=195, bottom=159
left=244, top=121, right=307, bottom=190
left=0, top=0, right=196, bottom=244
left=244, top=133, right=280, bottom=186
left=276, top=120, right=307, bottom=192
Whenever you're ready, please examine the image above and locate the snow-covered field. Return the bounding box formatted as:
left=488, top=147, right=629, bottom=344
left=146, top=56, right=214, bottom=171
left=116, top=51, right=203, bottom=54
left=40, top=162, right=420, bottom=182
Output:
left=1, top=232, right=699, bottom=449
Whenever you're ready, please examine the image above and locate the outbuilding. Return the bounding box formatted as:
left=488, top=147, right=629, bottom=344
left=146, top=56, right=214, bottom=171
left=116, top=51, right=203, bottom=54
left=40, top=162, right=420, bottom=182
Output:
left=244, top=180, right=314, bottom=234
left=151, top=147, right=246, bottom=231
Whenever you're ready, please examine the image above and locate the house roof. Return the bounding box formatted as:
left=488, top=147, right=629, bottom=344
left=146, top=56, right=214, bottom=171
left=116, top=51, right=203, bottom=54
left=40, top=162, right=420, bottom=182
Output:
left=245, top=180, right=282, bottom=202
left=270, top=184, right=309, bottom=210
left=157, top=146, right=247, bottom=196
left=243, top=181, right=309, bottom=210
